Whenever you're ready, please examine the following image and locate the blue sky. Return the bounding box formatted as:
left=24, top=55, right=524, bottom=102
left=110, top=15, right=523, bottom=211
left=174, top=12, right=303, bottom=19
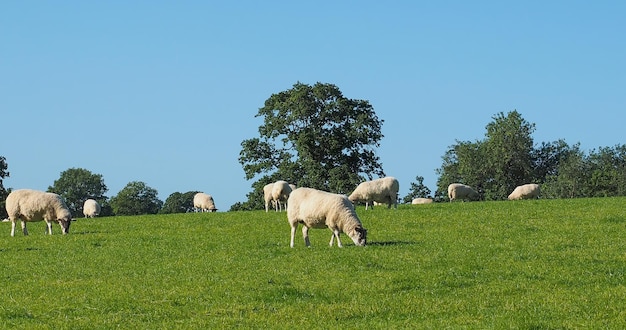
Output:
left=2, top=1, right=625, bottom=210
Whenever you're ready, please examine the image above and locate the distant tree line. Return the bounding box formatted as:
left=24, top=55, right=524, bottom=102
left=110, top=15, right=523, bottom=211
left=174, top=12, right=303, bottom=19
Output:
left=1, top=84, right=625, bottom=214
left=0, top=165, right=197, bottom=218
left=434, top=110, right=626, bottom=201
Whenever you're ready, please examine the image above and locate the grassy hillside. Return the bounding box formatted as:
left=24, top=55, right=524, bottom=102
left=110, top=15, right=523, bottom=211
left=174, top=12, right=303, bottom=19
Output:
left=1, top=197, right=625, bottom=328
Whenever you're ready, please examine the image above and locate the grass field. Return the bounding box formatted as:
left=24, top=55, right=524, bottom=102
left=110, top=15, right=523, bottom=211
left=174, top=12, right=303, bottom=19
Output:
left=1, top=197, right=626, bottom=329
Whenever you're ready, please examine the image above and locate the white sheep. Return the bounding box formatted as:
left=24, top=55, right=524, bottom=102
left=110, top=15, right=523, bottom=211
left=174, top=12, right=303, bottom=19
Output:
left=83, top=199, right=101, bottom=218
left=508, top=183, right=540, bottom=200
left=348, top=176, right=399, bottom=210
left=411, top=197, right=433, bottom=205
left=447, top=183, right=479, bottom=202
left=193, top=192, right=217, bottom=212
left=271, top=180, right=292, bottom=212
left=263, top=183, right=275, bottom=212
left=288, top=187, right=367, bottom=248
left=5, top=189, right=73, bottom=236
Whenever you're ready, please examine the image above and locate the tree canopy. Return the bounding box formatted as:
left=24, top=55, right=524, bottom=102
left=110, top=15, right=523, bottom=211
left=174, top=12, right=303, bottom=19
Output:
left=160, top=191, right=200, bottom=214
left=237, top=82, right=385, bottom=210
left=109, top=181, right=163, bottom=215
left=436, top=110, right=626, bottom=201
left=48, top=167, right=109, bottom=217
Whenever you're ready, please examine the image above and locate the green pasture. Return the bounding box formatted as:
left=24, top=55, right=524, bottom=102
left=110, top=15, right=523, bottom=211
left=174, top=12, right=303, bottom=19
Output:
left=1, top=197, right=626, bottom=329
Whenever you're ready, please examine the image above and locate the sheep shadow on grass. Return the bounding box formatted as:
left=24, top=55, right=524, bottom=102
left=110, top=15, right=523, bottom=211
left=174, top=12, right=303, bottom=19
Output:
left=367, top=241, right=418, bottom=247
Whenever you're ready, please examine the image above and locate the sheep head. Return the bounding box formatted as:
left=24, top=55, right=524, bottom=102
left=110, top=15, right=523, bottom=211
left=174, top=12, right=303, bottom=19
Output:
left=349, top=226, right=367, bottom=246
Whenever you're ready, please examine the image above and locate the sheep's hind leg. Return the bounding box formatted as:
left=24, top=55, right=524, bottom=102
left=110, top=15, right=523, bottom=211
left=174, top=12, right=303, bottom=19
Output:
left=21, top=220, right=28, bottom=236
left=302, top=226, right=311, bottom=247
left=290, top=224, right=297, bottom=248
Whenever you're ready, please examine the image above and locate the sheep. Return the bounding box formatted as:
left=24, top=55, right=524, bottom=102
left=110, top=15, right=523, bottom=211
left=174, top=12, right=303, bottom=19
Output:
left=348, top=176, right=399, bottom=210
left=447, top=183, right=479, bottom=202
left=193, top=192, right=217, bottom=212
left=5, top=189, right=72, bottom=236
left=263, top=183, right=275, bottom=212
left=411, top=197, right=433, bottom=205
left=288, top=187, right=367, bottom=248
left=271, top=180, right=292, bottom=212
left=508, top=183, right=540, bottom=200
left=83, top=199, right=101, bottom=218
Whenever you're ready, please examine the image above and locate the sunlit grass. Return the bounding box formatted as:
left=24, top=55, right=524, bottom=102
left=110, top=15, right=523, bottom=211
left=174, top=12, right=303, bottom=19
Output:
left=1, top=197, right=626, bottom=328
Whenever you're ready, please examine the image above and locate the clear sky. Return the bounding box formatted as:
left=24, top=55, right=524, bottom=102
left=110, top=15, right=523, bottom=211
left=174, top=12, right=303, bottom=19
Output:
left=2, top=1, right=625, bottom=210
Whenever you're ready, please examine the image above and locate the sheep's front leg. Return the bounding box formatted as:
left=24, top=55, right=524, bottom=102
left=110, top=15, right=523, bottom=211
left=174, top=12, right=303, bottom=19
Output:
left=329, top=229, right=342, bottom=247
left=45, top=221, right=53, bottom=235
left=302, top=226, right=311, bottom=247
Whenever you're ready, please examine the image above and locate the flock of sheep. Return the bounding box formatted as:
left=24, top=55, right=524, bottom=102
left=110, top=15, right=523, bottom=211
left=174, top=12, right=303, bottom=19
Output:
left=4, top=179, right=539, bottom=246
left=258, top=176, right=398, bottom=247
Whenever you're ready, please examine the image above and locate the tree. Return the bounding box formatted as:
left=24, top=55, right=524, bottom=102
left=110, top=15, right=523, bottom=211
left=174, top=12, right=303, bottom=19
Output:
left=531, top=139, right=572, bottom=183
left=436, top=140, right=486, bottom=200
left=0, top=156, right=10, bottom=219
left=160, top=191, right=200, bottom=214
left=109, top=181, right=163, bottom=215
left=48, top=168, right=108, bottom=217
left=542, top=144, right=589, bottom=198
left=436, top=110, right=535, bottom=200
left=482, top=110, right=535, bottom=199
left=238, top=82, right=385, bottom=209
left=402, top=176, right=432, bottom=203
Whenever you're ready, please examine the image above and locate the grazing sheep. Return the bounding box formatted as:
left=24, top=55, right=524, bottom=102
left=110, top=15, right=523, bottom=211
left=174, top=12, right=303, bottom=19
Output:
left=263, top=183, right=275, bottom=212
left=193, top=192, right=217, bottom=212
left=83, top=199, right=101, bottom=218
left=508, top=184, right=540, bottom=200
left=348, top=176, right=399, bottom=210
left=411, top=197, right=433, bottom=205
left=272, top=180, right=293, bottom=212
left=5, top=189, right=72, bottom=236
left=288, top=187, right=367, bottom=248
left=447, top=183, right=480, bottom=202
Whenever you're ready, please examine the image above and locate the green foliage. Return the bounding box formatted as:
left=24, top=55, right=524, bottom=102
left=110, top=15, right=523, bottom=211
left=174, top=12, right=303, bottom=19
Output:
left=436, top=110, right=626, bottom=201
left=402, top=175, right=431, bottom=203
left=160, top=191, right=200, bottom=214
left=47, top=167, right=109, bottom=217
left=0, top=156, right=9, bottom=218
left=542, top=144, right=626, bottom=199
left=1, top=198, right=626, bottom=328
left=238, top=82, right=385, bottom=209
left=437, top=110, right=536, bottom=200
left=109, top=181, right=163, bottom=215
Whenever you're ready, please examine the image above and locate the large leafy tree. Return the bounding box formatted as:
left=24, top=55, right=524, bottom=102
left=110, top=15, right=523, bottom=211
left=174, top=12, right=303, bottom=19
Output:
left=0, top=156, right=10, bottom=219
left=48, top=167, right=108, bottom=217
left=110, top=181, right=163, bottom=215
left=482, top=110, right=535, bottom=199
left=436, top=110, right=536, bottom=200
left=238, top=82, right=385, bottom=210
left=160, top=191, right=200, bottom=214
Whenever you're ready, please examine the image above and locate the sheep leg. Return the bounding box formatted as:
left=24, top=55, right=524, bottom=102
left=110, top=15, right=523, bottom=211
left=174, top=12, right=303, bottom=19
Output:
left=10, top=220, right=16, bottom=236
left=329, top=229, right=343, bottom=247
left=45, top=221, right=53, bottom=235
left=302, top=226, right=311, bottom=247
left=21, top=220, right=28, bottom=236
left=290, top=224, right=297, bottom=248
